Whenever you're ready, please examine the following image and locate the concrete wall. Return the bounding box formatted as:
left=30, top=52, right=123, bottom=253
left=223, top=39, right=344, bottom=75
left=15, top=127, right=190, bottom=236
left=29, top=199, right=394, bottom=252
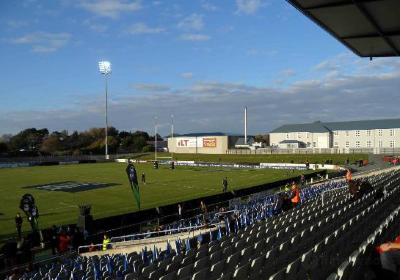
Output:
left=168, top=136, right=229, bottom=154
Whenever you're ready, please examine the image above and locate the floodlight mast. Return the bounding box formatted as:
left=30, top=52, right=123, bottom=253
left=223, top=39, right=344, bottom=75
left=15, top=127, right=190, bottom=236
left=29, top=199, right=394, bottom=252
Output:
left=98, top=61, right=111, bottom=160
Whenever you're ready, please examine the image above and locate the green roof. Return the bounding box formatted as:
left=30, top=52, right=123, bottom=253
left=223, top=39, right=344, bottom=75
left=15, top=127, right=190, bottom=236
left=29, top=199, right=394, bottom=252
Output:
left=271, top=118, right=400, bottom=133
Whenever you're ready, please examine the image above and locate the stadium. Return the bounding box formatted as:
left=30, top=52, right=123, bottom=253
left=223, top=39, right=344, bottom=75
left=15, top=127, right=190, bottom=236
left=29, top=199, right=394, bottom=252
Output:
left=1, top=1, right=400, bottom=280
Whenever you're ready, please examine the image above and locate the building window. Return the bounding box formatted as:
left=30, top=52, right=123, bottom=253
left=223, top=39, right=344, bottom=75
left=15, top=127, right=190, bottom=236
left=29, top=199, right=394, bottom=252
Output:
left=355, top=141, right=360, bottom=148
left=390, top=141, right=395, bottom=148
left=334, top=131, right=338, bottom=136
left=297, top=133, right=301, bottom=139
left=286, top=133, right=289, bottom=139
left=345, top=141, right=349, bottom=148
left=378, top=141, right=383, bottom=148
left=355, top=130, right=360, bottom=137
left=306, top=133, right=310, bottom=138
left=345, top=131, right=349, bottom=137
left=378, top=129, right=383, bottom=137
left=334, top=142, right=338, bottom=148
left=366, top=141, right=371, bottom=148
left=390, top=129, right=395, bottom=137
left=313, top=142, right=316, bottom=147
left=366, top=130, right=371, bottom=137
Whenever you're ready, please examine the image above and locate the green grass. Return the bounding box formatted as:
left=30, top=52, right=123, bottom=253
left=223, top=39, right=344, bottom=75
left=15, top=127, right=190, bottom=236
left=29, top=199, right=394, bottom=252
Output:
left=132, top=152, right=368, bottom=165
left=0, top=162, right=314, bottom=238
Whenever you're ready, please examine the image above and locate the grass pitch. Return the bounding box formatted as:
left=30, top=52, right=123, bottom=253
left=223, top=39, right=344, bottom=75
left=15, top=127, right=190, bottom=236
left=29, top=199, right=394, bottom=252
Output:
left=0, top=162, right=314, bottom=238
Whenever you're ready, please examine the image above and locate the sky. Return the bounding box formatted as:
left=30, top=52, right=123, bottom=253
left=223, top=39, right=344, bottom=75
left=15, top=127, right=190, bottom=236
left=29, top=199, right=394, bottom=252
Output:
left=1, top=0, right=400, bottom=137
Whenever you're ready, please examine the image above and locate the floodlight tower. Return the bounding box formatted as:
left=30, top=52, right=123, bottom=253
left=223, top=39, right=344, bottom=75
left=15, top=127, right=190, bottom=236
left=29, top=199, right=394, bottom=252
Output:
left=98, top=61, right=111, bottom=160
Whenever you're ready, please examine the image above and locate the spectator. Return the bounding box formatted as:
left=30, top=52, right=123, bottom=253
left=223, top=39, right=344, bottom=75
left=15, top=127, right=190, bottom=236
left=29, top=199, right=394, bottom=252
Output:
left=178, top=203, right=183, bottom=219
left=282, top=194, right=293, bottom=212
left=290, top=182, right=300, bottom=207
left=200, top=201, right=207, bottom=215
left=346, top=168, right=352, bottom=182
left=1, top=238, right=17, bottom=268
left=59, top=231, right=70, bottom=254
left=379, top=239, right=400, bottom=280
left=89, top=241, right=97, bottom=252
left=102, top=234, right=111, bottom=251
left=72, top=227, right=84, bottom=249
left=8, top=268, right=19, bottom=280
left=15, top=213, right=23, bottom=239
left=273, top=194, right=284, bottom=214
left=50, top=225, right=58, bottom=255
left=17, top=237, right=31, bottom=263
left=348, top=180, right=359, bottom=200
left=300, top=174, right=305, bottom=186
left=359, top=181, right=373, bottom=197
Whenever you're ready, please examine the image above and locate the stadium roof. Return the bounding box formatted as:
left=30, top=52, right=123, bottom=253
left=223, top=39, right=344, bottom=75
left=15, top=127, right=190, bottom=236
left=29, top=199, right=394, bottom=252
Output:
left=287, top=0, right=400, bottom=57
left=176, top=132, right=243, bottom=137
left=271, top=118, right=400, bottom=133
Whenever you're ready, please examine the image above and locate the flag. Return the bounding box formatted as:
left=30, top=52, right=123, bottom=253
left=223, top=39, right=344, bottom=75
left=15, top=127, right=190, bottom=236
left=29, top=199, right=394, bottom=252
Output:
left=196, top=215, right=200, bottom=226
left=225, top=218, right=230, bottom=235
left=126, top=163, right=140, bottom=210
left=209, top=230, right=213, bottom=242
left=153, top=245, right=158, bottom=261
left=217, top=227, right=222, bottom=241
left=124, top=254, right=128, bottom=271
left=197, top=234, right=203, bottom=248
left=234, top=218, right=239, bottom=232
left=94, top=266, right=101, bottom=280
left=107, top=256, right=114, bottom=275
left=186, top=238, right=190, bottom=252
left=175, top=239, right=180, bottom=255
left=166, top=240, right=171, bottom=256
left=141, top=247, right=148, bottom=264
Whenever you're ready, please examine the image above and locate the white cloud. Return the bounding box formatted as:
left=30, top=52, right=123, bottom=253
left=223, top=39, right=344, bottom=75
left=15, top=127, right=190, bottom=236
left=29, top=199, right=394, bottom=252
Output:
left=246, top=49, right=258, bottom=56
left=182, top=72, right=195, bottom=79
left=126, top=23, right=165, bottom=35
left=78, top=0, right=142, bottom=19
left=235, top=0, right=267, bottom=15
left=132, top=83, right=170, bottom=92
left=177, top=13, right=204, bottom=31
left=6, top=20, right=29, bottom=28
left=180, top=34, right=210, bottom=41
left=282, top=69, right=296, bottom=77
left=6, top=31, right=71, bottom=53
left=202, top=2, right=218, bottom=11
left=83, top=19, right=108, bottom=32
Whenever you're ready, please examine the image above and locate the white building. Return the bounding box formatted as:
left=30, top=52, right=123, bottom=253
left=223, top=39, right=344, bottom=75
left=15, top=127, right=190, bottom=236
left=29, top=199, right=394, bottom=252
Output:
left=270, top=118, right=400, bottom=149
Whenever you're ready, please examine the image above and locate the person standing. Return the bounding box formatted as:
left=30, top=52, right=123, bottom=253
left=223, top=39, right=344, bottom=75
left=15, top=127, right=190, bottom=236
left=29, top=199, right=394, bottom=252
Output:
left=178, top=204, right=183, bottom=219
left=300, top=174, right=305, bottom=186
left=290, top=182, right=300, bottom=207
left=141, top=173, right=146, bottom=185
left=200, top=201, right=207, bottom=216
left=346, top=168, right=352, bottom=182
left=50, top=225, right=58, bottom=255
left=15, top=213, right=23, bottom=238
left=222, top=177, right=228, bottom=193
left=102, top=234, right=111, bottom=251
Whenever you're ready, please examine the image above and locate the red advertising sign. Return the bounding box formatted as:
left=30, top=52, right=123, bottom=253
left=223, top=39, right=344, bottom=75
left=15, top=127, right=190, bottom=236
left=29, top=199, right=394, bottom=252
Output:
left=203, top=138, right=217, bottom=148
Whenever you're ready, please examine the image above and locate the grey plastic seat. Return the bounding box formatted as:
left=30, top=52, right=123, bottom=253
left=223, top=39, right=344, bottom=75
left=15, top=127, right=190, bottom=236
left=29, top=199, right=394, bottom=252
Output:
left=193, top=257, right=208, bottom=273
left=239, top=247, right=253, bottom=266
left=253, top=240, right=264, bottom=257
left=285, top=258, right=300, bottom=279
left=248, top=255, right=263, bottom=280
left=268, top=268, right=286, bottom=280
left=232, top=262, right=250, bottom=280
left=209, top=251, right=222, bottom=264
left=326, top=273, right=339, bottom=280
left=225, top=251, right=240, bottom=274
left=160, top=271, right=177, bottom=280
left=337, top=260, right=351, bottom=280
left=209, top=260, right=225, bottom=280
left=177, top=264, right=194, bottom=280
left=182, top=254, right=195, bottom=267
left=191, top=268, right=208, bottom=280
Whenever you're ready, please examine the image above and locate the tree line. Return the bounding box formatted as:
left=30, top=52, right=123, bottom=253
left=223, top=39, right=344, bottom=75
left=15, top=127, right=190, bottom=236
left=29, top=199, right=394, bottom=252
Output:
left=0, top=127, right=164, bottom=156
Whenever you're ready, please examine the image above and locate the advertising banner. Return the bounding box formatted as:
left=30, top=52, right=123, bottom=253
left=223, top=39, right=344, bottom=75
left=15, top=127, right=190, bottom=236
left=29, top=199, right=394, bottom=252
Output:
left=176, top=138, right=203, bottom=148
left=203, top=137, right=217, bottom=148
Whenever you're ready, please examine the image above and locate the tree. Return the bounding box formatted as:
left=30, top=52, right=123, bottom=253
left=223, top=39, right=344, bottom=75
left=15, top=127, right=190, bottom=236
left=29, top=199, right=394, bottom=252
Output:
left=0, top=142, right=8, bottom=154
left=121, top=136, right=135, bottom=150
left=41, top=138, right=63, bottom=153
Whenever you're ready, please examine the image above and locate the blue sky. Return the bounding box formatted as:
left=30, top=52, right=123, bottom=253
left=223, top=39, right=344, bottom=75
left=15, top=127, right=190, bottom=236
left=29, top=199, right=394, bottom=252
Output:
left=1, top=0, right=400, bottom=136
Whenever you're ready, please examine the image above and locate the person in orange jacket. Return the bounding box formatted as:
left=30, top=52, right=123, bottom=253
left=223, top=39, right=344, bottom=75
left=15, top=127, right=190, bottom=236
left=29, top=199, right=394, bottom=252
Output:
left=58, top=232, right=70, bottom=254
left=346, top=168, right=352, bottom=182
left=290, top=182, right=300, bottom=207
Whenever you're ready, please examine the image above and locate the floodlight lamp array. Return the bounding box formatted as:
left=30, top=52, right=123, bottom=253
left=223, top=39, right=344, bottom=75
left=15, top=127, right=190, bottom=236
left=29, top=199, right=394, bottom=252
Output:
left=98, top=61, right=111, bottom=74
